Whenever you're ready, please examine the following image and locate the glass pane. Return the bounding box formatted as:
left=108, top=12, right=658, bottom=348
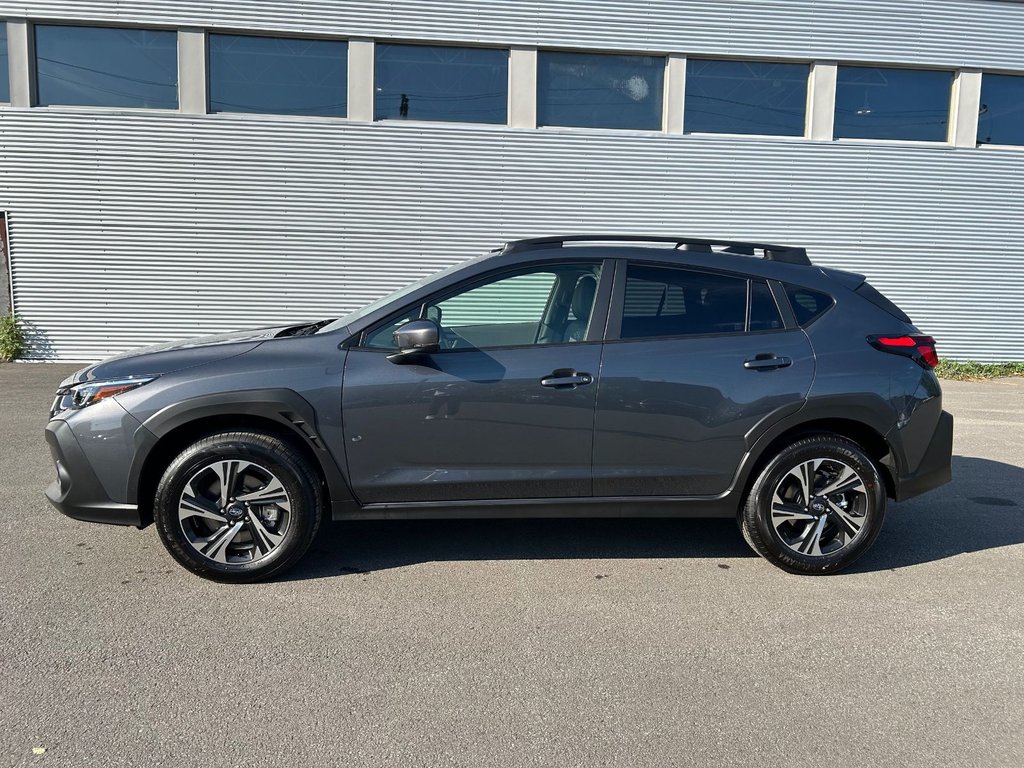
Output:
left=538, top=51, right=664, bottom=130
left=834, top=66, right=952, bottom=142
left=621, top=266, right=747, bottom=339
left=979, top=74, right=1024, bottom=147
left=364, top=263, right=601, bottom=350
left=0, top=25, right=9, bottom=102
left=685, top=59, right=808, bottom=136
left=375, top=44, right=508, bottom=124
left=209, top=34, right=347, bottom=117
left=35, top=25, right=177, bottom=109
left=750, top=282, right=784, bottom=331
left=785, top=285, right=834, bottom=326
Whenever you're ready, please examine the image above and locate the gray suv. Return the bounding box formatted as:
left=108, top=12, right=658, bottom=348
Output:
left=45, top=236, right=953, bottom=582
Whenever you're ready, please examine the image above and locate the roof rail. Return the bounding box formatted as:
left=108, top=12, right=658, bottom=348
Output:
left=501, top=235, right=812, bottom=266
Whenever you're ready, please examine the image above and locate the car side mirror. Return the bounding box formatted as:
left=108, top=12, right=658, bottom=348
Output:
left=388, top=319, right=441, bottom=363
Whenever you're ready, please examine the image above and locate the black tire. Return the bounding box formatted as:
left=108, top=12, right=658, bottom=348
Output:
left=741, top=434, right=886, bottom=575
left=154, top=431, right=323, bottom=583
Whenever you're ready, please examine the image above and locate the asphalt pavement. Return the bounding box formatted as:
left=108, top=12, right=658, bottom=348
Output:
left=1, top=363, right=1021, bottom=768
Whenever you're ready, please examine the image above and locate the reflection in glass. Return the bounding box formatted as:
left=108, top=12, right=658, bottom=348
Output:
left=978, top=74, right=1024, bottom=146
left=375, top=44, right=508, bottom=124
left=834, top=66, right=952, bottom=142
left=685, top=59, right=808, bottom=136
left=538, top=51, right=665, bottom=130
left=35, top=25, right=177, bottom=109
left=209, top=34, right=347, bottom=117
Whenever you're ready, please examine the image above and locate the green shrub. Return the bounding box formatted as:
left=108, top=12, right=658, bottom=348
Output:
left=935, top=360, right=1024, bottom=381
left=0, top=313, right=25, bottom=361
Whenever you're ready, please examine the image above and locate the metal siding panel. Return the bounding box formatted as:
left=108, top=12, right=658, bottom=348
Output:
left=2, top=110, right=1023, bottom=362
left=3, top=0, right=1024, bottom=69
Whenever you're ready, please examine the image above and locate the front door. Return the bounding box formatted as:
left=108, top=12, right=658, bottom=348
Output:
left=342, top=260, right=609, bottom=504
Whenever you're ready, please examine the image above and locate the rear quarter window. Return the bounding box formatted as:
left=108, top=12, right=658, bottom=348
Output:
left=784, top=285, right=834, bottom=326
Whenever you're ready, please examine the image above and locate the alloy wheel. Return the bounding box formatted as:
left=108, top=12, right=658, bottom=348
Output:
left=769, top=458, right=869, bottom=557
left=177, top=460, right=292, bottom=564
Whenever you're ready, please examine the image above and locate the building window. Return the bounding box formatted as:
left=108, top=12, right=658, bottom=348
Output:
left=34, top=25, right=178, bottom=109
left=538, top=51, right=665, bottom=131
left=209, top=34, right=347, bottom=117
left=834, top=66, right=952, bottom=142
left=684, top=59, right=808, bottom=137
left=374, top=44, right=508, bottom=124
left=978, top=73, right=1024, bottom=147
left=0, top=25, right=9, bottom=102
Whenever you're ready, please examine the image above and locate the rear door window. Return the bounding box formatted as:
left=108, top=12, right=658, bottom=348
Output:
left=620, top=265, right=748, bottom=338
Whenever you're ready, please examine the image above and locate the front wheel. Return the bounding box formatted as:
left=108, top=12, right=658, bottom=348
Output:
left=741, top=435, right=886, bottom=575
left=153, top=431, right=323, bottom=583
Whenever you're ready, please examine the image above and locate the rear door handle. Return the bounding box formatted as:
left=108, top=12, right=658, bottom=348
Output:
left=743, top=355, right=792, bottom=371
left=541, top=369, right=594, bottom=389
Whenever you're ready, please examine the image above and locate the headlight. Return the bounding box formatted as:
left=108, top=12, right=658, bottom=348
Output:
left=53, top=377, right=156, bottom=415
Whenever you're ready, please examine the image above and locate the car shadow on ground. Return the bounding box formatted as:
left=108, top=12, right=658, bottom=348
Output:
left=285, top=456, right=1023, bottom=580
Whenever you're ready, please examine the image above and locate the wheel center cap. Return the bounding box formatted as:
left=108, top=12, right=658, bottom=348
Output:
left=809, top=497, right=828, bottom=515
left=226, top=502, right=246, bottom=520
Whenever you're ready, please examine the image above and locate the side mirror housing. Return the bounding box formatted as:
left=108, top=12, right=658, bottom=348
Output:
left=388, top=319, right=441, bottom=362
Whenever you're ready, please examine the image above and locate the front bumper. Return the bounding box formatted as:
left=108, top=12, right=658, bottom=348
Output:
left=44, top=419, right=142, bottom=527
left=894, top=410, right=954, bottom=501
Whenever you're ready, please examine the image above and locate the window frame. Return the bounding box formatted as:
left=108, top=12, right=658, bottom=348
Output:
left=682, top=56, right=812, bottom=139
left=605, top=259, right=794, bottom=343
left=353, top=258, right=616, bottom=353
left=32, top=21, right=180, bottom=112
left=831, top=63, right=956, bottom=145
left=976, top=70, right=1024, bottom=150
left=535, top=48, right=668, bottom=133
left=206, top=31, right=349, bottom=118
left=372, top=41, right=510, bottom=126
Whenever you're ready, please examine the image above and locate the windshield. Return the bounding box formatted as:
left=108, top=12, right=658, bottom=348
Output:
left=317, top=254, right=491, bottom=334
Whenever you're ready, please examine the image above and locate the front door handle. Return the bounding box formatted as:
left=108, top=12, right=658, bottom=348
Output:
left=540, top=369, right=594, bottom=389
left=744, top=355, right=793, bottom=371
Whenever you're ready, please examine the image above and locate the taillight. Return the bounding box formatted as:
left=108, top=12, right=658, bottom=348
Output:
left=867, top=334, right=939, bottom=369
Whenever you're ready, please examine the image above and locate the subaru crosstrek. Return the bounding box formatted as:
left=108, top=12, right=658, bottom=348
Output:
left=45, top=235, right=953, bottom=581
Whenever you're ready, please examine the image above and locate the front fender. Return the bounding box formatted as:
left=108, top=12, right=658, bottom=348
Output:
left=126, top=388, right=358, bottom=515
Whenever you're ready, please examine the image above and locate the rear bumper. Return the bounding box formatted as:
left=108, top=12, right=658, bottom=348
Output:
left=894, top=410, right=953, bottom=501
left=44, top=419, right=142, bottom=527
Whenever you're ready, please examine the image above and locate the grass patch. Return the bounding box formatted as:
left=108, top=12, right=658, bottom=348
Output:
left=935, top=360, right=1024, bottom=381
left=0, top=314, right=25, bottom=362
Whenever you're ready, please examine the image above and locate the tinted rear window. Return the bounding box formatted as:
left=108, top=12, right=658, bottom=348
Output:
left=785, top=285, right=834, bottom=326
left=855, top=282, right=912, bottom=323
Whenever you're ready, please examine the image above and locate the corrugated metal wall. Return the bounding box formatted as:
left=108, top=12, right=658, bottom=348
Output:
left=9, top=0, right=1024, bottom=69
left=2, top=0, right=1023, bottom=361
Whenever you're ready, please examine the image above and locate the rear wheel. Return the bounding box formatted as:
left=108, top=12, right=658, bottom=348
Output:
left=153, top=431, right=322, bottom=583
left=741, top=435, right=886, bottom=574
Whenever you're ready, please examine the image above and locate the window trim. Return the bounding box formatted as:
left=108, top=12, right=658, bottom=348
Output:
left=353, top=258, right=614, bottom=352
left=682, top=56, right=812, bottom=139
left=606, top=259, right=791, bottom=343
left=372, top=41, right=511, bottom=126
left=831, top=63, right=957, bottom=145
left=207, top=31, right=349, bottom=118
left=32, top=21, right=181, bottom=111
left=535, top=48, right=668, bottom=132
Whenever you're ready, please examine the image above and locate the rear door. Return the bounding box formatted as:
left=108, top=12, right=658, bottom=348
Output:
left=342, top=259, right=612, bottom=504
left=593, top=261, right=814, bottom=496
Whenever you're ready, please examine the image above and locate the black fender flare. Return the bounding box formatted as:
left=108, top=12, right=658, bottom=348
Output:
left=127, top=388, right=357, bottom=513
left=729, top=394, right=900, bottom=502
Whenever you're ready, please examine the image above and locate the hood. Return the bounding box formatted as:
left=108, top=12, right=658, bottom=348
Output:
left=61, top=325, right=293, bottom=387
